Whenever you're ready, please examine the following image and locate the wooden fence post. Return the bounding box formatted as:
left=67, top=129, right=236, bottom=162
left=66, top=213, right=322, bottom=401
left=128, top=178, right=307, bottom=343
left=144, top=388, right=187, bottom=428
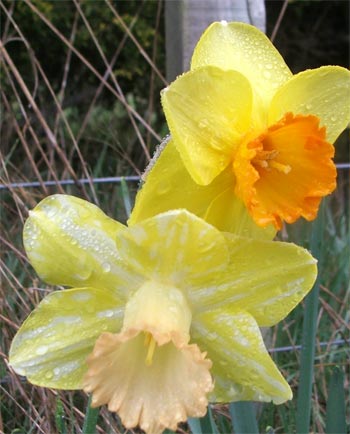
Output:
left=165, top=0, right=266, bottom=81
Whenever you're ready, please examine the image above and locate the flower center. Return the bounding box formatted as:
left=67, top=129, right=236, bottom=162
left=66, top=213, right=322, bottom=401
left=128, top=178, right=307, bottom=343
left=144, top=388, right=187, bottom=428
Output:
left=233, top=112, right=336, bottom=229
left=251, top=149, right=291, bottom=174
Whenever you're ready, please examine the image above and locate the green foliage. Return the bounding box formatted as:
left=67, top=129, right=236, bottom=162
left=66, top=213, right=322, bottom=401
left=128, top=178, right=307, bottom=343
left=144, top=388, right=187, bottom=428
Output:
left=3, top=0, right=165, bottom=96
left=55, top=397, right=68, bottom=434
left=325, top=367, right=347, bottom=434
left=1, top=0, right=166, bottom=177
left=82, top=396, right=99, bottom=434
left=188, top=407, right=219, bottom=434
left=230, top=402, right=259, bottom=434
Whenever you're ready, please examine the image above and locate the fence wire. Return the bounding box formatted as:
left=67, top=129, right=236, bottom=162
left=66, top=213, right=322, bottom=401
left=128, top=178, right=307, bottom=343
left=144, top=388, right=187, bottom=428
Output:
left=1, top=164, right=349, bottom=190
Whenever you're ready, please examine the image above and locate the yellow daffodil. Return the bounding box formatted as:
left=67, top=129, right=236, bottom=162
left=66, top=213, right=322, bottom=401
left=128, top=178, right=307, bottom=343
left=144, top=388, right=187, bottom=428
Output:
left=130, top=21, right=350, bottom=230
left=10, top=195, right=317, bottom=434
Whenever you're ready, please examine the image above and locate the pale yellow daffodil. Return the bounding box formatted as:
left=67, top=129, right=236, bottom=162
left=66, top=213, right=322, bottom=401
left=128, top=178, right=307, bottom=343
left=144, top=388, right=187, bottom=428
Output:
left=130, top=22, right=350, bottom=230
left=10, top=195, right=317, bottom=434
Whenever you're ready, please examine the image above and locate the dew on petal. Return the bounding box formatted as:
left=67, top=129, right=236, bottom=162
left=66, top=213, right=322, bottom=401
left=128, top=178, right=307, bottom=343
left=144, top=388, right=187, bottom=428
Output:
left=102, top=262, right=111, bottom=272
left=36, top=345, right=48, bottom=355
left=97, top=309, right=116, bottom=319
left=71, top=291, right=92, bottom=302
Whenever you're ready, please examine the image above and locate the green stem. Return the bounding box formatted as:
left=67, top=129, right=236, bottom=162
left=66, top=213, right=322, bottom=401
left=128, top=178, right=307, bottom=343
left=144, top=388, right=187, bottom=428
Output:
left=188, top=406, right=218, bottom=434
left=325, top=366, right=346, bottom=434
left=82, top=395, right=99, bottom=434
left=120, top=177, right=132, bottom=218
left=229, top=402, right=259, bottom=434
left=296, top=201, right=325, bottom=434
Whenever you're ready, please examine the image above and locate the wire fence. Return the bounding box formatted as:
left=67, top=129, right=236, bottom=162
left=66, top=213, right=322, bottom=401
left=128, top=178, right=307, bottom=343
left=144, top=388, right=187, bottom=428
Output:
left=0, top=175, right=141, bottom=190
left=268, top=338, right=349, bottom=353
left=1, top=163, right=349, bottom=190
left=0, top=338, right=348, bottom=385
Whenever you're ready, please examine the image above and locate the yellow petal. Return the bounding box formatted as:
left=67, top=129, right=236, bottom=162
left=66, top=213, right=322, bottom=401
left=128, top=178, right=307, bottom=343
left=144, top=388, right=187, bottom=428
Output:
left=9, top=287, right=124, bottom=389
left=24, top=194, right=138, bottom=293
left=161, top=66, right=252, bottom=185
left=269, top=66, right=350, bottom=143
left=120, top=210, right=229, bottom=286
left=191, top=21, right=292, bottom=109
left=189, top=234, right=316, bottom=327
left=192, top=307, right=292, bottom=404
left=129, top=140, right=274, bottom=239
left=129, top=139, right=232, bottom=225
left=84, top=332, right=213, bottom=434
left=204, top=186, right=276, bottom=239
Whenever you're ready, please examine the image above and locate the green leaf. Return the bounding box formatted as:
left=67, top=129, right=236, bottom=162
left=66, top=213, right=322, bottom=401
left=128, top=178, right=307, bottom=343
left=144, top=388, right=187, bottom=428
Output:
left=188, top=406, right=219, bottom=434
left=82, top=395, right=99, bottom=434
left=229, top=401, right=259, bottom=434
left=55, top=397, right=67, bottom=434
left=188, top=417, right=202, bottom=434
left=325, top=367, right=346, bottom=434
left=120, top=177, right=132, bottom=218
left=296, top=200, right=326, bottom=434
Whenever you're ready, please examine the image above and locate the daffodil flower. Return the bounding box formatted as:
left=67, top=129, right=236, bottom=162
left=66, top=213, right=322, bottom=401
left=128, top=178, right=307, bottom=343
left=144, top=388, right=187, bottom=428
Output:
left=130, top=22, right=350, bottom=230
left=10, top=195, right=317, bottom=434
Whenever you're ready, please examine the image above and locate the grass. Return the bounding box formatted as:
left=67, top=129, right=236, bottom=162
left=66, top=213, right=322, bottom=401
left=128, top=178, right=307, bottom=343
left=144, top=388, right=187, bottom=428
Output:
left=1, top=1, right=349, bottom=433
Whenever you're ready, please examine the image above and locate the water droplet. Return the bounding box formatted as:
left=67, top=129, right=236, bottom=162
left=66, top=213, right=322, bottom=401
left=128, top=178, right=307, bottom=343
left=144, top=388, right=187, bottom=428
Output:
left=46, top=207, right=57, bottom=218
left=305, top=104, right=312, bottom=110
left=72, top=292, right=91, bottom=302
left=72, top=268, right=91, bottom=281
left=157, top=181, right=171, bottom=195
left=263, top=70, right=271, bottom=79
left=98, top=309, right=115, bottom=319
left=45, top=371, right=53, bottom=379
left=198, top=118, right=208, bottom=129
left=36, top=346, right=48, bottom=355
left=198, top=241, right=214, bottom=253
left=209, top=138, right=224, bottom=152
left=102, top=262, right=111, bottom=272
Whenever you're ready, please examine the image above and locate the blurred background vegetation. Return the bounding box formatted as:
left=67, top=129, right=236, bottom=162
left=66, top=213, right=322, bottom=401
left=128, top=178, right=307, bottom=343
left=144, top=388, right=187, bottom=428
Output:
left=1, top=1, right=349, bottom=433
